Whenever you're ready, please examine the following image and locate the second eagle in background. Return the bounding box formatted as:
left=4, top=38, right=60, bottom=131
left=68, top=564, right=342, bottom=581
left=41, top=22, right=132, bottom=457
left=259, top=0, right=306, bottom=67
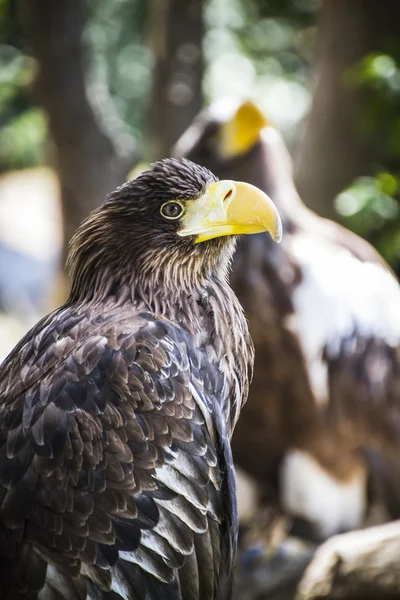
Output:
left=174, top=99, right=400, bottom=545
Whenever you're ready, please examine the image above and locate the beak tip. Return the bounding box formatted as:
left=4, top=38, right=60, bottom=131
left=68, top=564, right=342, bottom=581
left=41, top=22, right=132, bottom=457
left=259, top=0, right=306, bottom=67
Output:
left=273, top=217, right=283, bottom=243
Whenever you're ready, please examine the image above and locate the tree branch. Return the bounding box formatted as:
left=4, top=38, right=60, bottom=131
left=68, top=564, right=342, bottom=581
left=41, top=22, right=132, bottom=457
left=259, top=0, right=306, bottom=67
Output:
left=297, top=521, right=400, bottom=600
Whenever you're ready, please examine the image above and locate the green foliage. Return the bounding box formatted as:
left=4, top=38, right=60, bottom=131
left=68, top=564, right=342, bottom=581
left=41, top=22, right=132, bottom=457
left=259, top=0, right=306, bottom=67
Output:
left=336, top=50, right=400, bottom=267
left=250, top=0, right=319, bottom=24
left=346, top=51, right=400, bottom=160
left=0, top=108, right=47, bottom=169
left=0, top=0, right=48, bottom=171
left=0, top=0, right=317, bottom=171
left=336, top=174, right=400, bottom=267
left=0, top=0, right=151, bottom=170
left=0, top=43, right=47, bottom=170
left=84, top=0, right=151, bottom=148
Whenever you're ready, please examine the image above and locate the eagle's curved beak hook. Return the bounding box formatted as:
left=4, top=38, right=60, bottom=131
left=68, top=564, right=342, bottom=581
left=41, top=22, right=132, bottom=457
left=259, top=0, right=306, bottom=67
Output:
left=178, top=179, right=282, bottom=244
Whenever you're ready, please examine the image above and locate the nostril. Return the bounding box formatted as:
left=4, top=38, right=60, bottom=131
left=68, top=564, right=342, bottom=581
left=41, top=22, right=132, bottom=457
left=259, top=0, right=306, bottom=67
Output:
left=223, top=188, right=234, bottom=202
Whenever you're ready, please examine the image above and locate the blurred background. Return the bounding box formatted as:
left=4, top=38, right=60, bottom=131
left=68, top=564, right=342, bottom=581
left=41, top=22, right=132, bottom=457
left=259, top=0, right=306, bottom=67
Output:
left=1, top=0, right=400, bottom=597
left=2, top=0, right=400, bottom=354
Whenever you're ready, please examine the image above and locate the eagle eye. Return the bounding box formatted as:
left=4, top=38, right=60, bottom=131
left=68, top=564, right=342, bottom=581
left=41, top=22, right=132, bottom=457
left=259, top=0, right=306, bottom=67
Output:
left=160, top=201, right=185, bottom=220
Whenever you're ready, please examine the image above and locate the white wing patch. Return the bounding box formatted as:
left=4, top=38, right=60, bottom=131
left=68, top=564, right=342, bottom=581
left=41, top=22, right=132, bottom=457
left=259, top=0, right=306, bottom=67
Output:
left=285, top=236, right=400, bottom=406
left=280, top=449, right=367, bottom=539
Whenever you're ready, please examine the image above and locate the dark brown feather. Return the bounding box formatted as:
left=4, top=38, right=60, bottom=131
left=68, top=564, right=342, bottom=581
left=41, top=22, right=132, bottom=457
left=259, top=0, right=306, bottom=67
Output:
left=0, top=159, right=253, bottom=599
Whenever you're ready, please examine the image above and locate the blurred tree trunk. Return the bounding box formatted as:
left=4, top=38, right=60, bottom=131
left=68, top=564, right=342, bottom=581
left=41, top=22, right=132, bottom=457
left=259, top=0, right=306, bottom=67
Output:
left=19, top=0, right=135, bottom=252
left=148, top=0, right=204, bottom=159
left=295, top=0, right=400, bottom=220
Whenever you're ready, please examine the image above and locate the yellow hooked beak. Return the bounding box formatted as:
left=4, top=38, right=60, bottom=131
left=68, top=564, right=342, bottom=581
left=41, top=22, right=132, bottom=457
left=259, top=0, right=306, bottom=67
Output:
left=220, top=101, right=269, bottom=158
left=178, top=179, right=282, bottom=244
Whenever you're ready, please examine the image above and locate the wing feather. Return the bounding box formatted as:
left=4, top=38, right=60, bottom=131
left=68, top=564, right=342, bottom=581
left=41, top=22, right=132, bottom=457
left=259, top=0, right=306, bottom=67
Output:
left=0, top=304, right=233, bottom=599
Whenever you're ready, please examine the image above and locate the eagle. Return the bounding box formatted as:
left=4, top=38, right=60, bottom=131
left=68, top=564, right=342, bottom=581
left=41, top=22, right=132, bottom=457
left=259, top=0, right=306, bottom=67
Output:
left=174, top=100, right=400, bottom=542
left=0, top=158, right=282, bottom=600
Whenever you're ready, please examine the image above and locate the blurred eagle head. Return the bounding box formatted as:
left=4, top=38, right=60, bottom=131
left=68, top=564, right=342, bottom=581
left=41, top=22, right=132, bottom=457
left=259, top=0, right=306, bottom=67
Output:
left=173, top=98, right=295, bottom=214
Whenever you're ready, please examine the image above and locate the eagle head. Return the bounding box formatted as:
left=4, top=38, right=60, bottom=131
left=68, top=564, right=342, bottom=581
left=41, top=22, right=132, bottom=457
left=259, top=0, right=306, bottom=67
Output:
left=67, top=157, right=281, bottom=301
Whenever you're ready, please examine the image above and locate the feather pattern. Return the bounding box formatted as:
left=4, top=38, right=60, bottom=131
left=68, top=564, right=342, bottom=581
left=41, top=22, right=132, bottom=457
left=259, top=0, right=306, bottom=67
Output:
left=0, top=158, right=254, bottom=598
left=0, top=294, right=248, bottom=599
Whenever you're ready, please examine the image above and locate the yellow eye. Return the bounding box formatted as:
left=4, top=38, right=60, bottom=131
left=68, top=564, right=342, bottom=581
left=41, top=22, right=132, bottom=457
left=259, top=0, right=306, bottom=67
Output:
left=160, top=201, right=185, bottom=220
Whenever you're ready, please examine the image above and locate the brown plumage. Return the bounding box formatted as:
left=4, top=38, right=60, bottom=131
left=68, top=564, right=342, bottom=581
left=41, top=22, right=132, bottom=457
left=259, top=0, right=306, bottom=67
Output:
left=174, top=101, right=400, bottom=542
left=0, top=158, right=281, bottom=599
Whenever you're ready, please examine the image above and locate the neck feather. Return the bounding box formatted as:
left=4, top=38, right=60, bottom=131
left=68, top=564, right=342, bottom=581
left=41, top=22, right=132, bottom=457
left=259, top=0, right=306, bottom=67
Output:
left=66, top=203, right=236, bottom=315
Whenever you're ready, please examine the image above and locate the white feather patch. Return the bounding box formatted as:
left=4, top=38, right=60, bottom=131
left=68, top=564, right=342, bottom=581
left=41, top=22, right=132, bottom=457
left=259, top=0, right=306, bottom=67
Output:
left=110, top=567, right=131, bottom=600
left=39, top=566, right=74, bottom=600
left=285, top=236, right=400, bottom=406
left=235, top=466, right=260, bottom=524
left=280, top=448, right=367, bottom=539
